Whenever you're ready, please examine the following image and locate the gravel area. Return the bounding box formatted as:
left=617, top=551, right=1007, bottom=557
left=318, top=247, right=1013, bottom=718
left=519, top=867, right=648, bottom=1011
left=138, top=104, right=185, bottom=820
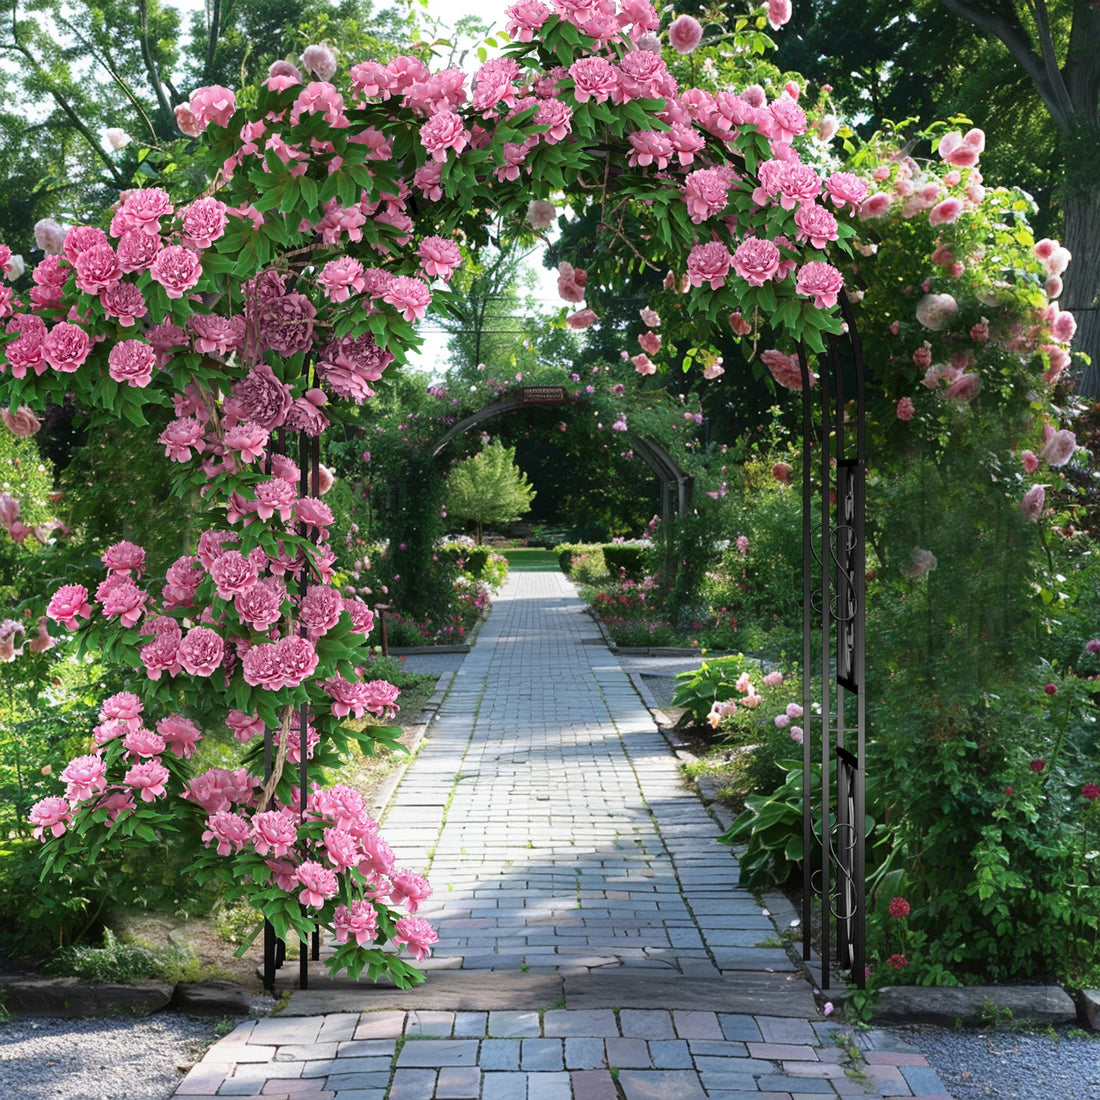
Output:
left=887, top=1024, right=1100, bottom=1099
left=0, top=1012, right=226, bottom=1099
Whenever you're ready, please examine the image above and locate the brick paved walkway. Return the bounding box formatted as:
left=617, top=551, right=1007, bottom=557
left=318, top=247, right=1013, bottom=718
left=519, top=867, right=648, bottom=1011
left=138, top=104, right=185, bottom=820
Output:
left=174, top=571, right=952, bottom=1099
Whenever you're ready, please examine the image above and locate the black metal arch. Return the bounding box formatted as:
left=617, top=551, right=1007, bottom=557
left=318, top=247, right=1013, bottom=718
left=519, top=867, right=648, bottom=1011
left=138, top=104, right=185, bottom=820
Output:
left=430, top=391, right=694, bottom=529
left=799, top=291, right=867, bottom=990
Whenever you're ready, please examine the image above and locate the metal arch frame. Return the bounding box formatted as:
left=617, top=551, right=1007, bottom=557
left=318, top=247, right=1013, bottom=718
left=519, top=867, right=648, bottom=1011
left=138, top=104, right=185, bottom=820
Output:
left=799, top=292, right=867, bottom=990
left=430, top=394, right=694, bottom=529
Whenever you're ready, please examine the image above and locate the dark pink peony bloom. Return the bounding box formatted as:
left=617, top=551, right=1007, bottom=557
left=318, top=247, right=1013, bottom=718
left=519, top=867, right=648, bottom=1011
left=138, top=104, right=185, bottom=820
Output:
left=299, top=584, right=343, bottom=638
left=888, top=896, right=910, bottom=919
left=668, top=14, right=703, bottom=53
left=253, top=479, right=297, bottom=522
left=762, top=349, right=814, bottom=390
left=418, top=236, right=462, bottom=281
left=113, top=188, right=173, bottom=237
left=159, top=417, right=206, bottom=463
left=896, top=397, right=915, bottom=421
left=178, top=625, right=225, bottom=677
left=687, top=242, right=733, bottom=290
left=223, top=422, right=269, bottom=463
left=342, top=598, right=374, bottom=635
left=73, top=243, right=122, bottom=294
left=43, top=323, right=92, bottom=374
left=390, top=869, right=432, bottom=914
left=100, top=281, right=147, bottom=326
left=794, top=203, right=839, bottom=248
left=187, top=313, right=237, bottom=355
left=63, top=225, right=109, bottom=264
left=234, top=578, right=286, bottom=632
left=242, top=642, right=283, bottom=690
left=202, top=809, right=252, bottom=856
left=251, top=809, right=297, bottom=856
left=275, top=635, right=319, bottom=688
left=568, top=56, right=618, bottom=103
left=382, top=275, right=432, bottom=322
left=230, top=363, right=293, bottom=431
left=107, top=339, right=156, bottom=388
left=209, top=549, right=259, bottom=600
left=318, top=257, right=366, bottom=302
left=256, top=292, right=316, bottom=356
left=317, top=334, right=395, bottom=404
left=150, top=245, right=202, bottom=299
left=364, top=679, right=400, bottom=715
left=682, top=167, right=733, bottom=223
left=60, top=755, right=108, bottom=803
left=284, top=393, right=329, bottom=437
left=628, top=130, right=674, bottom=170
left=296, top=859, right=338, bottom=908
left=392, top=915, right=437, bottom=961
left=333, top=899, right=379, bottom=946
left=294, top=496, right=334, bottom=532
left=102, top=540, right=145, bottom=576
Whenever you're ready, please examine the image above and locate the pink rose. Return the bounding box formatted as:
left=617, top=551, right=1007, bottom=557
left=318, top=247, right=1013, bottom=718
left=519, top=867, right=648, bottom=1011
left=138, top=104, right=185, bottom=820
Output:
left=668, top=14, right=703, bottom=53
left=1020, top=484, right=1045, bottom=522
left=1, top=406, right=41, bottom=437
left=896, top=397, right=915, bottom=421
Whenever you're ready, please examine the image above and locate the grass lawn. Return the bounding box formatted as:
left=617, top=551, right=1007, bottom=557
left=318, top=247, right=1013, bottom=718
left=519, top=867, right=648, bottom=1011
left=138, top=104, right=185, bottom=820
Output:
left=501, top=547, right=562, bottom=571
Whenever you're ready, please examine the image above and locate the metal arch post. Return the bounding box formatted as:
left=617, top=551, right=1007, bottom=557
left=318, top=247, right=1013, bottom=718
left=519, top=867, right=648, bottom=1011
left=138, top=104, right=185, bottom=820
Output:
left=799, top=293, right=867, bottom=991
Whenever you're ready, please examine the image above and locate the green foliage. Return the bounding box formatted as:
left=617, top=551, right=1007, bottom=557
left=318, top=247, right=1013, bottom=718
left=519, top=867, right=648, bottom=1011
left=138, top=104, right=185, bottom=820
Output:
left=43, top=927, right=201, bottom=985
left=444, top=441, right=536, bottom=544
left=602, top=544, right=650, bottom=580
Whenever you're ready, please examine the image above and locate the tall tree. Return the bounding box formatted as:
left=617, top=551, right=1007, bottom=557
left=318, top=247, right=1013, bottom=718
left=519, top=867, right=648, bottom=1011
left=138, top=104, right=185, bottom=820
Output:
left=444, top=441, right=536, bottom=544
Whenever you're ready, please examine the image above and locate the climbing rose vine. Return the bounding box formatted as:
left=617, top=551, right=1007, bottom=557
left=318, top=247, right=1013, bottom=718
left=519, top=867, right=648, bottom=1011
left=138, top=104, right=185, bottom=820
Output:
left=2, top=0, right=861, bottom=981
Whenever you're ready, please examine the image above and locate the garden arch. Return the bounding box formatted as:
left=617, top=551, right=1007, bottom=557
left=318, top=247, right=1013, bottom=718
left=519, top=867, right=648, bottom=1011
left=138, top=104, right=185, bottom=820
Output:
left=430, top=386, right=695, bottom=531
left=9, top=3, right=889, bottom=998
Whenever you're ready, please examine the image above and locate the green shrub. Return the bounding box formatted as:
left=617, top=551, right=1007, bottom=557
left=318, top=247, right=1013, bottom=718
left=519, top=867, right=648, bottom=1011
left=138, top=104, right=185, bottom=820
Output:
left=44, top=928, right=204, bottom=985
left=603, top=544, right=650, bottom=580
left=558, top=547, right=574, bottom=574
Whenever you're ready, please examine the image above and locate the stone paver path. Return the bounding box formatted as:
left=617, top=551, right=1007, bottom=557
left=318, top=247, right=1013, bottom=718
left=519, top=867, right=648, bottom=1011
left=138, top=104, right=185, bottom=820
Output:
left=174, top=571, right=952, bottom=1099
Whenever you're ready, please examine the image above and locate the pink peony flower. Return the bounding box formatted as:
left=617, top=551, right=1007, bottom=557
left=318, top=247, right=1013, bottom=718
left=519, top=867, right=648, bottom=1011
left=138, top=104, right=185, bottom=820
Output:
left=227, top=710, right=266, bottom=744
left=189, top=85, right=237, bottom=129
left=29, top=795, right=72, bottom=840
left=43, top=323, right=92, bottom=374
left=178, top=626, right=225, bottom=677
left=333, top=899, right=379, bottom=946
left=569, top=56, right=618, bottom=103
left=274, top=635, right=319, bottom=688
left=668, top=14, right=703, bottom=53
left=100, top=281, right=148, bottom=326
left=223, top=422, right=269, bottom=463
left=795, top=262, right=844, bottom=309
left=149, top=245, right=202, bottom=299
left=392, top=915, right=438, bottom=961
left=125, top=759, right=170, bottom=802
left=208, top=549, right=259, bottom=600
left=681, top=167, right=732, bottom=224
left=505, top=0, right=550, bottom=41
left=158, top=715, right=202, bottom=758
left=60, top=755, right=108, bottom=803
left=296, top=859, right=338, bottom=908
left=47, top=584, right=94, bottom=630
left=731, top=238, right=780, bottom=287
left=390, top=869, right=432, bottom=914
left=107, top=339, right=156, bottom=388
left=158, top=417, right=206, bottom=463
left=73, top=243, right=122, bottom=295
left=250, top=809, right=297, bottom=857
left=202, top=810, right=252, bottom=856
left=180, top=197, right=228, bottom=249
left=687, top=242, right=733, bottom=291
left=382, top=275, right=432, bottom=321
left=113, top=188, right=173, bottom=237
left=318, top=257, right=366, bottom=303
left=419, top=109, right=471, bottom=161
left=761, top=349, right=811, bottom=390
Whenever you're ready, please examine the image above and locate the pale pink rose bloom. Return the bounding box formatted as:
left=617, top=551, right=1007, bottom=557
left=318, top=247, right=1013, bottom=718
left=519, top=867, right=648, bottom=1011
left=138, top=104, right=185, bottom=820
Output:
left=816, top=114, right=839, bottom=142
left=633, top=353, right=657, bottom=375
left=1, top=406, right=41, bottom=437
left=937, top=131, right=980, bottom=168
left=762, top=349, right=814, bottom=390
left=33, top=218, right=67, bottom=255
left=1020, top=484, right=1045, bottom=522
left=774, top=713, right=790, bottom=729
left=1039, top=428, right=1076, bottom=467
left=526, top=199, right=556, bottom=228
left=301, top=44, right=337, bottom=81
left=896, top=397, right=915, bottom=421
left=640, top=307, right=661, bottom=327
left=859, top=192, right=893, bottom=219
left=557, top=261, right=587, bottom=304
left=944, top=372, right=981, bottom=402
left=566, top=309, right=598, bottom=329
left=638, top=331, right=661, bottom=355
left=1044, top=275, right=1063, bottom=299
left=795, top=262, right=843, bottom=308
left=1051, top=309, right=1076, bottom=343
left=668, top=14, right=703, bottom=53
left=915, top=292, right=957, bottom=331
left=767, top=0, right=792, bottom=29
left=1043, top=246, right=1072, bottom=277
left=1021, top=450, right=1040, bottom=473
left=174, top=103, right=202, bottom=136
left=928, top=197, right=963, bottom=226
left=902, top=548, right=937, bottom=578
left=703, top=361, right=724, bottom=380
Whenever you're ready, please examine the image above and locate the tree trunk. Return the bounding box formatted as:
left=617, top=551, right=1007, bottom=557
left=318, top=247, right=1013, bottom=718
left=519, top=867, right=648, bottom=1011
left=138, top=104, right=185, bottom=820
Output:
left=1061, top=186, right=1100, bottom=398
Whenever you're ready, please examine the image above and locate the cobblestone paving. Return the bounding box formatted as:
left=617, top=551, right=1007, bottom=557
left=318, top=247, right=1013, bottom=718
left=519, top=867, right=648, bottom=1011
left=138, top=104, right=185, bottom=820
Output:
left=174, top=572, right=953, bottom=1099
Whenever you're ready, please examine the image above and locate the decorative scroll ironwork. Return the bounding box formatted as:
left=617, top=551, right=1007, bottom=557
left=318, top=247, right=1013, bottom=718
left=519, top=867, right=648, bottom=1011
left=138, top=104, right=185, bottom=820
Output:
left=800, top=292, right=867, bottom=990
